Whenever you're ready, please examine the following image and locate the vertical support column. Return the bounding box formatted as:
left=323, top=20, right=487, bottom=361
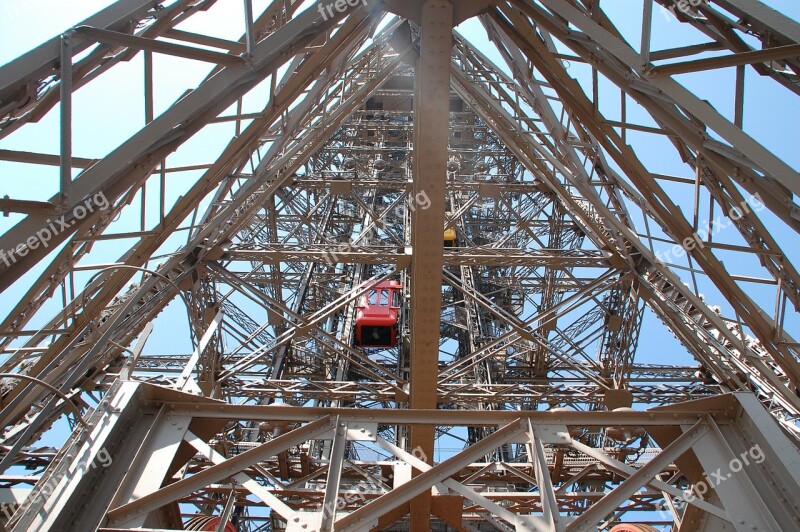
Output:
left=321, top=417, right=347, bottom=531
left=409, top=0, right=453, bottom=528
left=144, top=51, right=154, bottom=124
left=243, top=0, right=256, bottom=61
left=528, top=422, right=566, bottom=532
left=640, top=0, right=652, bottom=66
left=59, top=32, right=73, bottom=206
left=734, top=65, right=745, bottom=128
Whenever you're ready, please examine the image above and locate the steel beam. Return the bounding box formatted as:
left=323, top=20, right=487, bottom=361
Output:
left=74, top=26, right=246, bottom=66
left=107, top=416, right=334, bottom=525
left=162, top=402, right=733, bottom=425
left=0, top=0, right=159, bottom=108
left=408, top=0, right=454, bottom=526
left=648, top=44, right=800, bottom=76
left=335, top=418, right=527, bottom=530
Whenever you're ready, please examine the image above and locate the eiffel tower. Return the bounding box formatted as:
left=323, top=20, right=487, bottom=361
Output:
left=0, top=1, right=798, bottom=530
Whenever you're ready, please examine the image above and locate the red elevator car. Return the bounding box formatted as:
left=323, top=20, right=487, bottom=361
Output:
left=355, top=280, right=402, bottom=348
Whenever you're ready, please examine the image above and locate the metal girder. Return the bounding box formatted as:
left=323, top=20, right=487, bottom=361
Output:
left=162, top=402, right=729, bottom=425
left=222, top=379, right=720, bottom=406
left=407, top=1, right=454, bottom=526
left=12, top=382, right=800, bottom=531
left=73, top=26, right=246, bottom=66
left=648, top=44, right=800, bottom=76
left=568, top=420, right=713, bottom=530
left=334, top=419, right=528, bottom=530
left=538, top=0, right=800, bottom=195
left=712, top=0, right=800, bottom=44
left=225, top=245, right=608, bottom=267
left=184, top=431, right=299, bottom=520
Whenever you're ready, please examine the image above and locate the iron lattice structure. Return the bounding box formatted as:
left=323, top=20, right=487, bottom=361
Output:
left=0, top=0, right=799, bottom=531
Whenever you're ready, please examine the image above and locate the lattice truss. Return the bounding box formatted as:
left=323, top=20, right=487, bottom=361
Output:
left=0, top=1, right=798, bottom=531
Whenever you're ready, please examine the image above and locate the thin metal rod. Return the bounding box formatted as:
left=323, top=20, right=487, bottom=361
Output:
left=0, top=373, right=86, bottom=427
left=641, top=0, right=653, bottom=66
left=144, top=51, right=154, bottom=124
left=735, top=65, right=745, bottom=127
left=243, top=0, right=255, bottom=60
left=59, top=32, right=73, bottom=206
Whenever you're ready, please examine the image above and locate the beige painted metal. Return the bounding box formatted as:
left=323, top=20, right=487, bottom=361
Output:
left=0, top=0, right=799, bottom=529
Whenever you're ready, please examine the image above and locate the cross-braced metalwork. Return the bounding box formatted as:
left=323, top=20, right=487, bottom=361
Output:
left=0, top=1, right=799, bottom=530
